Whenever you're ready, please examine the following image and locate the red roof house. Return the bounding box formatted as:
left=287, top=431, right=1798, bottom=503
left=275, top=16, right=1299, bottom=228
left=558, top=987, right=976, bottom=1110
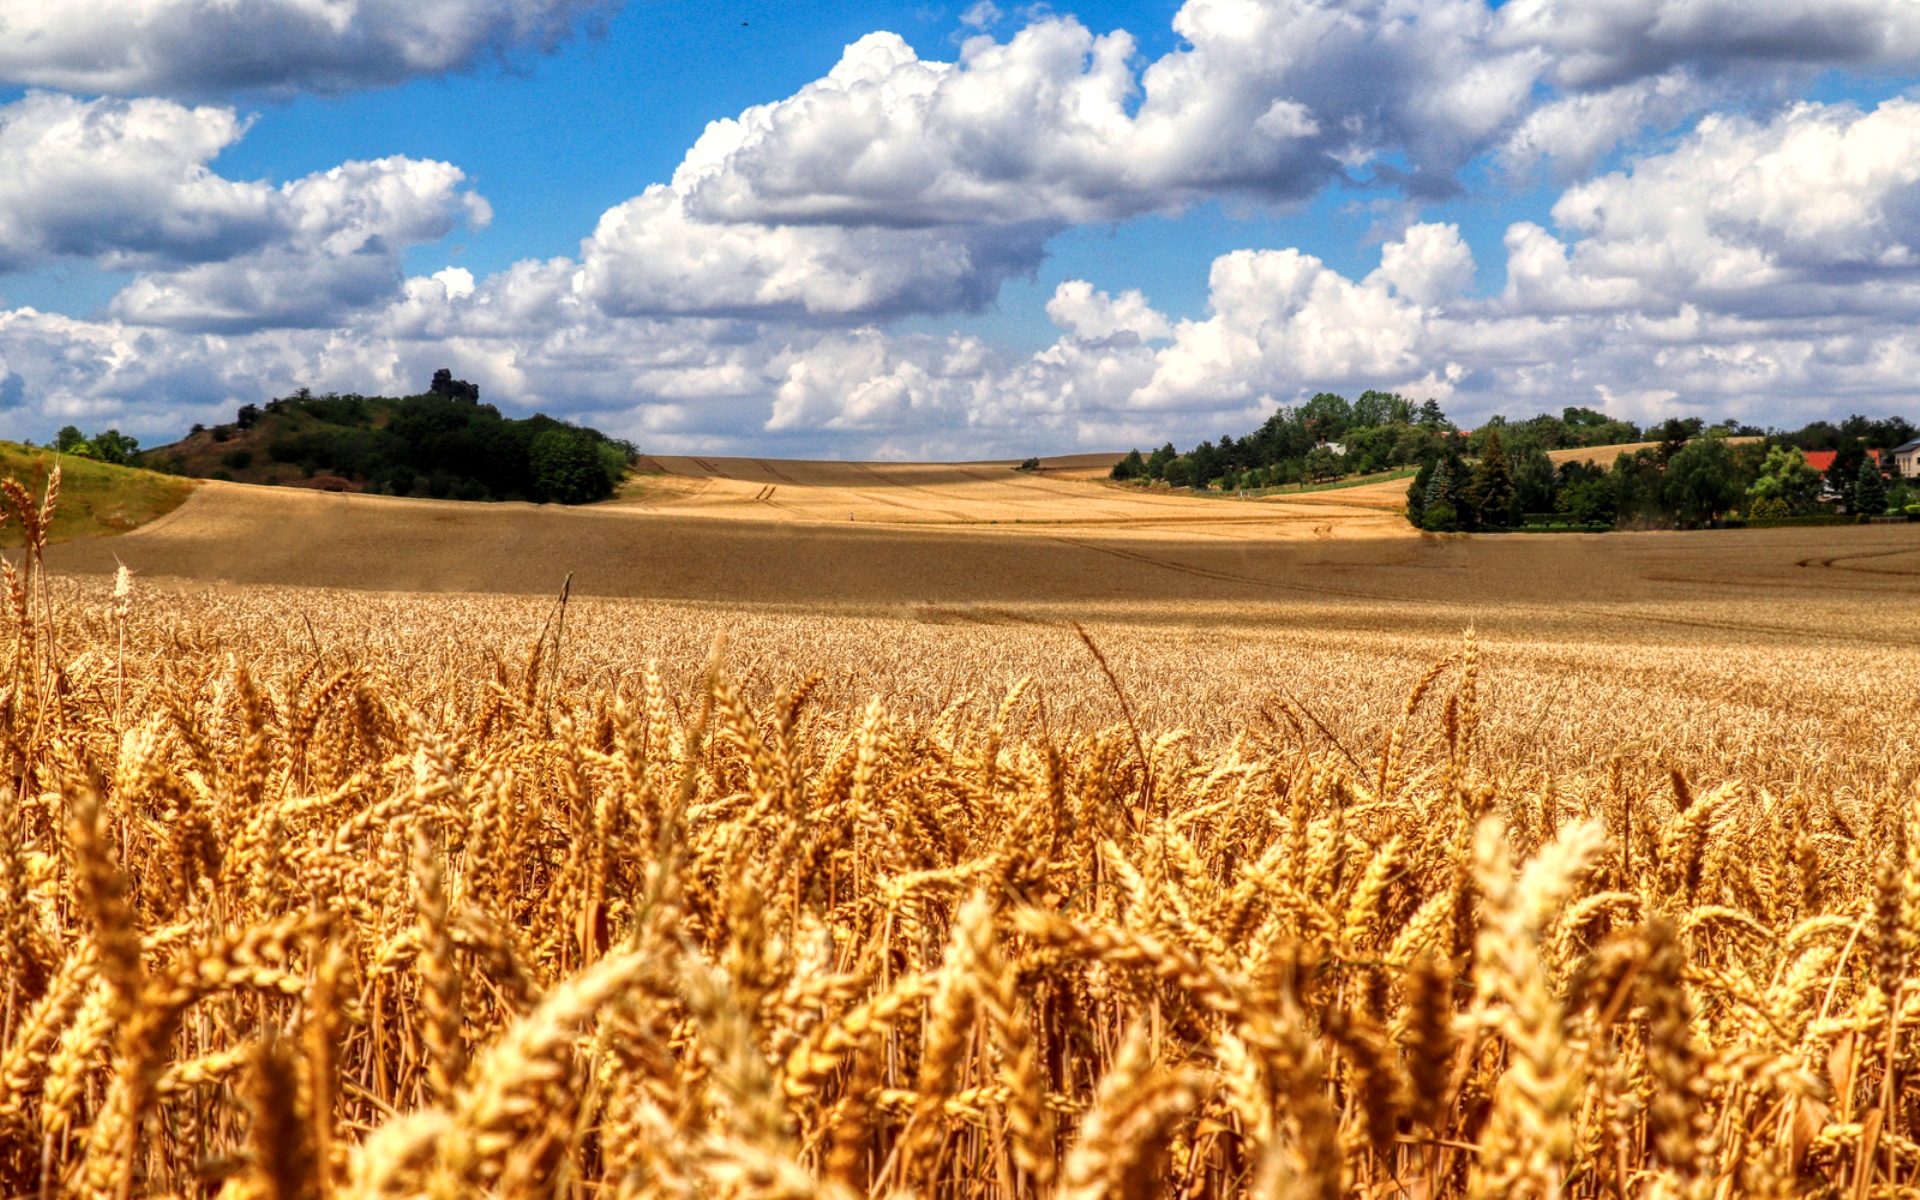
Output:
left=1803, top=448, right=1881, bottom=473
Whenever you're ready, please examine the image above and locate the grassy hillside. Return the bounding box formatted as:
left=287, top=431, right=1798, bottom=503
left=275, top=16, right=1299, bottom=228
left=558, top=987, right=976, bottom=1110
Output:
left=141, top=386, right=633, bottom=503
left=0, top=442, right=196, bottom=546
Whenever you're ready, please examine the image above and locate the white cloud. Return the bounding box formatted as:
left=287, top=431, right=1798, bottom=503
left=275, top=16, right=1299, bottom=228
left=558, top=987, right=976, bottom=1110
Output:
left=959, top=1, right=1002, bottom=30
left=13, top=7, right=1920, bottom=453
left=573, top=184, right=1053, bottom=320
left=107, top=157, right=490, bottom=331
left=0, top=0, right=615, bottom=97
left=1515, top=98, right=1920, bottom=318
left=0, top=93, right=486, bottom=332
left=1494, top=0, right=1920, bottom=90
left=0, top=92, right=275, bottom=272
left=1045, top=281, right=1173, bottom=342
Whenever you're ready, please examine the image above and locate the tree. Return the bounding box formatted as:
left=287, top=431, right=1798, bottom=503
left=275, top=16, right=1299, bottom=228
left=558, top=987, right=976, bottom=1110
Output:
left=1418, top=398, right=1447, bottom=428
left=1145, top=443, right=1176, bottom=480
left=90, top=429, right=138, bottom=465
left=1110, top=449, right=1146, bottom=481
left=1745, top=446, right=1821, bottom=515
left=529, top=428, right=613, bottom=504
left=1467, top=429, right=1516, bottom=526
left=53, top=425, right=87, bottom=454
left=236, top=403, right=261, bottom=430
left=1511, top=444, right=1556, bottom=515
left=1663, top=434, right=1743, bottom=524
left=1854, top=455, right=1889, bottom=516
left=1654, top=417, right=1702, bottom=463
left=1303, top=444, right=1344, bottom=483
left=1300, top=393, right=1353, bottom=440
left=1420, top=460, right=1459, bottom=530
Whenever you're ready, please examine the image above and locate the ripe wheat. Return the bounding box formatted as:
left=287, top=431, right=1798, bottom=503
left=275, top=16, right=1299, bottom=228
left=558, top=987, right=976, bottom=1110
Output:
left=0, top=470, right=1915, bottom=1200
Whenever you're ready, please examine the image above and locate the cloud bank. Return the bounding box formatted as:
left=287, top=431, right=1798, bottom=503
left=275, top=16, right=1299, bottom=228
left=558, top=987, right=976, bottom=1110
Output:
left=5, top=0, right=1920, bottom=453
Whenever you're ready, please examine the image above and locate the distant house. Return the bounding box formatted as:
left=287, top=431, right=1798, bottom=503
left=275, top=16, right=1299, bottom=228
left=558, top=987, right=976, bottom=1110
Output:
left=1892, top=439, right=1920, bottom=478
left=1804, top=448, right=1882, bottom=474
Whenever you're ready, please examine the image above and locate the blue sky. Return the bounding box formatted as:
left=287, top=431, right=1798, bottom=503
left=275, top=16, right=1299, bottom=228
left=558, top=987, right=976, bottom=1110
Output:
left=0, top=0, right=1917, bottom=457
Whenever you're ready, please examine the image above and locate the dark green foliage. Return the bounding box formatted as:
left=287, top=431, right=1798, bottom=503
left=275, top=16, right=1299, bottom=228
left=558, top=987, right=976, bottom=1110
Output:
left=1111, top=449, right=1146, bottom=480
left=1145, top=443, right=1175, bottom=480
left=221, top=448, right=254, bottom=470
left=529, top=428, right=615, bottom=504
left=1405, top=460, right=1430, bottom=527
left=1556, top=461, right=1618, bottom=526
left=1855, top=456, right=1889, bottom=515
left=90, top=430, right=139, bottom=465
left=54, top=426, right=86, bottom=453
left=1397, top=406, right=1920, bottom=533
left=1467, top=429, right=1516, bottom=526
left=1017, top=456, right=1042, bottom=471
left=174, top=376, right=634, bottom=504
left=1662, top=435, right=1743, bottom=524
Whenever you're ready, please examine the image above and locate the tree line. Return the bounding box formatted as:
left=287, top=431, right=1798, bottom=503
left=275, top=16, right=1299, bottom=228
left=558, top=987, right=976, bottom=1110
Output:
left=1107, top=391, right=1918, bottom=530
left=1109, top=393, right=1644, bottom=491
left=1406, top=413, right=1917, bottom=531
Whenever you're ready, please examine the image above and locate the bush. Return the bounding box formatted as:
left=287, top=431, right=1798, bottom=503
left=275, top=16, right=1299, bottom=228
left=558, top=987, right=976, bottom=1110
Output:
left=530, top=428, right=614, bottom=504
left=1421, top=500, right=1458, bottom=532
left=221, top=448, right=253, bottom=470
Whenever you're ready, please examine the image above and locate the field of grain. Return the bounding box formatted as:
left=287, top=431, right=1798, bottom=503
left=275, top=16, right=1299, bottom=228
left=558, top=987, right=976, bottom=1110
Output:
left=5, top=462, right=1920, bottom=1200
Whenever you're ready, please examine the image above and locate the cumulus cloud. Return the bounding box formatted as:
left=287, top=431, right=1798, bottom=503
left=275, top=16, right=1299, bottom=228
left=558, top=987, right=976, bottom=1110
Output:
left=0, top=0, right=615, bottom=97
left=0, top=93, right=487, bottom=331
left=1045, top=281, right=1173, bottom=343
left=108, top=157, right=490, bottom=331
left=13, top=5, right=1920, bottom=452
left=1494, top=0, right=1920, bottom=90
left=574, top=184, right=1053, bottom=320
left=0, top=92, right=275, bottom=272
left=1509, top=98, right=1920, bottom=319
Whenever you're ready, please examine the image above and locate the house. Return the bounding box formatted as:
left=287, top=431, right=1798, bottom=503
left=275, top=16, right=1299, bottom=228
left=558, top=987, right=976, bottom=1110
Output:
left=1892, top=438, right=1920, bottom=478
left=1804, top=448, right=1882, bottom=474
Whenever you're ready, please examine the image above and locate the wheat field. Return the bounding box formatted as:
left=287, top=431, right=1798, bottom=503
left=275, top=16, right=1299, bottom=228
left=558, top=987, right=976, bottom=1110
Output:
left=6, top=469, right=1920, bottom=1200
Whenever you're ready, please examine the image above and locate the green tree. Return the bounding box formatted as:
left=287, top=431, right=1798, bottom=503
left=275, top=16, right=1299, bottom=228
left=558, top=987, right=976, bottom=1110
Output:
left=1662, top=434, right=1743, bottom=525
left=1854, top=455, right=1889, bottom=515
left=1110, top=449, right=1146, bottom=480
left=1420, top=460, right=1460, bottom=530
left=1405, top=460, right=1432, bottom=527
left=54, top=425, right=88, bottom=454
left=1145, top=443, right=1176, bottom=480
left=1511, top=444, right=1557, bottom=516
left=529, top=428, right=613, bottom=504
left=1655, top=416, right=1703, bottom=463
left=1303, top=444, right=1344, bottom=482
left=1745, top=446, right=1821, bottom=515
left=90, top=429, right=138, bottom=465
left=1467, top=429, right=1516, bottom=526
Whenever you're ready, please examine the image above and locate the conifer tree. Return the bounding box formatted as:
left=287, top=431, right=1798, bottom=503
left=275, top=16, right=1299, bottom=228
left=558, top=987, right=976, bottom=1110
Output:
left=1468, top=429, right=1516, bottom=526
left=1854, top=455, right=1888, bottom=516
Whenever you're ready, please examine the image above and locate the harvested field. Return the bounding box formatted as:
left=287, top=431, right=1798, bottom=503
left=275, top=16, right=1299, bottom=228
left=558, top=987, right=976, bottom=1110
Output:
left=6, top=461, right=1920, bottom=1200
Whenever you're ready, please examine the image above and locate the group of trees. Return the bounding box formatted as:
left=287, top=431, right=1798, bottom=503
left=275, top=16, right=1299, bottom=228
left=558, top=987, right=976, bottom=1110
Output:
left=1111, top=394, right=1649, bottom=492
left=161, top=373, right=636, bottom=505
left=51, top=425, right=140, bottom=465
left=256, top=383, right=633, bottom=504
left=1406, top=414, right=1918, bottom=531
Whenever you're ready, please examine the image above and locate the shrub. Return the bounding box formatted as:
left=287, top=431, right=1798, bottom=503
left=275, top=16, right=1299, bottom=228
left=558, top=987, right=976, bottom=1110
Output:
left=1422, top=500, right=1458, bottom=531
left=221, top=448, right=253, bottom=470
left=530, top=427, right=614, bottom=504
